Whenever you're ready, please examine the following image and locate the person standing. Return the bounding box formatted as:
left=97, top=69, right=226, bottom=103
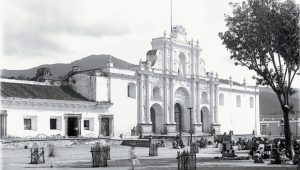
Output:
left=130, top=143, right=140, bottom=170
left=48, top=144, right=55, bottom=168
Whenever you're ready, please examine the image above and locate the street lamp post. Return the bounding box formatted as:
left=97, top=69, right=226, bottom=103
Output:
left=188, top=107, right=193, bottom=147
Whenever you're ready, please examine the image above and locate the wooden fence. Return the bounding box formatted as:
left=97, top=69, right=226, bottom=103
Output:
left=177, top=150, right=196, bottom=170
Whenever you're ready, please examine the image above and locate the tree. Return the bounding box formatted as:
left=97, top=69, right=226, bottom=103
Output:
left=219, top=0, right=299, bottom=159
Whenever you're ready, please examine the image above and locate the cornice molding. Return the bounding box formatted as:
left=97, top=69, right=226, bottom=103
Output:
left=219, top=87, right=259, bottom=94
left=1, top=97, right=112, bottom=112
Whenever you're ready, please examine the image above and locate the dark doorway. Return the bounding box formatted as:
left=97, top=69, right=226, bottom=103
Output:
left=101, top=118, right=110, bottom=136
left=150, top=107, right=155, bottom=133
left=175, top=103, right=183, bottom=132
left=68, top=117, right=78, bottom=137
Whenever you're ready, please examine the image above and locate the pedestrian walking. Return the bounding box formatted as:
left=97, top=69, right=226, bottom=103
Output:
left=130, top=144, right=140, bottom=170
left=48, top=144, right=55, bottom=168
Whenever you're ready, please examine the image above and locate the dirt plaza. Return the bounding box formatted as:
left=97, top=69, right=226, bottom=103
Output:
left=0, top=143, right=299, bottom=170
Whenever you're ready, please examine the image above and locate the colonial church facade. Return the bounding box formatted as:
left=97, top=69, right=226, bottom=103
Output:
left=0, top=26, right=260, bottom=138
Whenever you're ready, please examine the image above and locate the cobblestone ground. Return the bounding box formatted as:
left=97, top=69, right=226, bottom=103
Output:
left=0, top=144, right=298, bottom=170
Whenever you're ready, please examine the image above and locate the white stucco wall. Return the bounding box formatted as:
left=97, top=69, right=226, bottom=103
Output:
left=4, top=108, right=103, bottom=138
left=108, top=77, right=137, bottom=137
left=218, top=88, right=259, bottom=134
left=96, top=76, right=109, bottom=102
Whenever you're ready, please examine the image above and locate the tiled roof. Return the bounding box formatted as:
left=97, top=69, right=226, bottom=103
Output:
left=0, top=82, right=89, bottom=101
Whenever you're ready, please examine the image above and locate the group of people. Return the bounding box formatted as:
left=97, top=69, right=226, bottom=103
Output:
left=231, top=137, right=300, bottom=164
left=220, top=141, right=236, bottom=158
left=196, top=137, right=208, bottom=149
left=172, top=135, right=185, bottom=149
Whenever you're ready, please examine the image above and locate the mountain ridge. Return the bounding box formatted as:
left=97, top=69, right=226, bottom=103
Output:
left=1, top=54, right=137, bottom=79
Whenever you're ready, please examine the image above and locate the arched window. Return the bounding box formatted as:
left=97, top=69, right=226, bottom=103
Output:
left=250, top=97, right=254, bottom=108
left=236, top=95, right=241, bottom=107
left=152, top=86, right=161, bottom=99
left=219, top=93, right=224, bottom=106
left=127, top=83, right=136, bottom=98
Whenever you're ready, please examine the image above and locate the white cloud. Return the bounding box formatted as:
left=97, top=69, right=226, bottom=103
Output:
left=1, top=0, right=299, bottom=86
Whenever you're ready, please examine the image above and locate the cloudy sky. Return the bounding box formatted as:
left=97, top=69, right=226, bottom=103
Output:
left=1, top=0, right=300, bottom=86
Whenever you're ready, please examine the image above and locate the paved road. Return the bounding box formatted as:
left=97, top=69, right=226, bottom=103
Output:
left=1, top=144, right=299, bottom=170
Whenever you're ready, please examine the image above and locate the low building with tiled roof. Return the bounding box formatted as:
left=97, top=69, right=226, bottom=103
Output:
left=0, top=77, right=112, bottom=139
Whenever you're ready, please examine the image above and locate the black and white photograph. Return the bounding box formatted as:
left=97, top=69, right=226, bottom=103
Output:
left=0, top=0, right=300, bottom=169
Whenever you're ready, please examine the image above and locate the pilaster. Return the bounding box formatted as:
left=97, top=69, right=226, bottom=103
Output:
left=145, top=75, right=151, bottom=124
left=194, top=83, right=203, bottom=134
left=163, top=31, right=167, bottom=74
left=169, top=78, right=175, bottom=124
left=191, top=39, right=194, bottom=76
left=196, top=40, right=199, bottom=76
left=163, top=77, right=170, bottom=124
left=190, top=80, right=196, bottom=124
left=214, top=83, right=219, bottom=124
left=170, top=36, right=174, bottom=74
left=209, top=77, right=215, bottom=124
left=138, top=74, right=145, bottom=124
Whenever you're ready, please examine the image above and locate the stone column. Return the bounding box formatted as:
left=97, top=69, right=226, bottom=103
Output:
left=170, top=36, right=173, bottom=74
left=163, top=77, right=170, bottom=124
left=163, top=31, right=167, bottom=73
left=196, top=83, right=201, bottom=124
left=210, top=75, right=221, bottom=134
left=169, top=78, right=175, bottom=124
left=145, top=75, right=151, bottom=124
left=138, top=74, right=145, bottom=124
left=209, top=82, right=215, bottom=124
left=191, top=39, right=194, bottom=76
left=196, top=40, right=200, bottom=76
left=164, top=76, right=176, bottom=134
left=214, top=84, right=219, bottom=124
left=190, top=81, right=196, bottom=124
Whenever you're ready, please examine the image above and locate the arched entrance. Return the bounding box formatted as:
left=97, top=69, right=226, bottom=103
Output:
left=201, top=106, right=210, bottom=133
left=150, top=103, right=163, bottom=134
left=174, top=87, right=190, bottom=133
left=174, top=103, right=184, bottom=132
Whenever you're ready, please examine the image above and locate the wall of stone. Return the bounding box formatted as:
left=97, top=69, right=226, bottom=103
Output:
left=69, top=74, right=97, bottom=101
left=1, top=138, right=122, bottom=149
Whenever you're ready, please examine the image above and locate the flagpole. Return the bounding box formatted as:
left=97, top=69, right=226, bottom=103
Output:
left=170, top=0, right=173, bottom=33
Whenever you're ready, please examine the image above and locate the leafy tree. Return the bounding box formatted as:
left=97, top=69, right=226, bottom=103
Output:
left=219, top=0, right=299, bottom=158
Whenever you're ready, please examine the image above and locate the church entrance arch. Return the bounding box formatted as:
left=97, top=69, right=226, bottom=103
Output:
left=201, top=106, right=210, bottom=133
left=174, top=103, right=184, bottom=132
left=174, top=87, right=190, bottom=133
left=150, top=103, right=163, bottom=134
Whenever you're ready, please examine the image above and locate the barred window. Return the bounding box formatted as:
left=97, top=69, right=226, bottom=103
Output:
left=84, top=120, right=90, bottom=130
left=24, top=119, right=32, bottom=130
